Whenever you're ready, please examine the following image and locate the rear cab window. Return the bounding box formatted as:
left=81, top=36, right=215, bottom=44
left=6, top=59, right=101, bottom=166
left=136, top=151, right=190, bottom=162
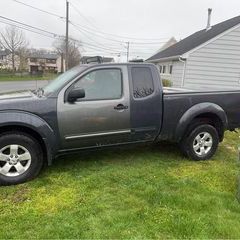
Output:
left=131, top=67, right=154, bottom=98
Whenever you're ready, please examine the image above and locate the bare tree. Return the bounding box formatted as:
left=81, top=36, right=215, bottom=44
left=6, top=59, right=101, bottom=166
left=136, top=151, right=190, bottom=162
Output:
left=53, top=37, right=81, bottom=71
left=18, top=46, right=30, bottom=71
left=0, top=26, right=28, bottom=71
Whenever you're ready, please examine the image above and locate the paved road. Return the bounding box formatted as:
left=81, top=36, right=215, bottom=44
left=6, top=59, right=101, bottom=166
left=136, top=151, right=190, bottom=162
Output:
left=0, top=80, right=51, bottom=93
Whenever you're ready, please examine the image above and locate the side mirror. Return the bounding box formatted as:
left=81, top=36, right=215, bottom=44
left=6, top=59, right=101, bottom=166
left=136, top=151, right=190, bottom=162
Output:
left=67, top=88, right=85, bottom=102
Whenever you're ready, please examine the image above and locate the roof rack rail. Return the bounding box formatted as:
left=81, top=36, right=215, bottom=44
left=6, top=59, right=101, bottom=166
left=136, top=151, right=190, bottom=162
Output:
left=129, top=59, right=144, bottom=63
left=82, top=56, right=103, bottom=64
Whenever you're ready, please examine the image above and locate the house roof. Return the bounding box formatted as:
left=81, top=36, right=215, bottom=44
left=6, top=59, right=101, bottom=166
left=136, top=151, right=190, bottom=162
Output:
left=28, top=53, right=58, bottom=59
left=147, top=15, right=240, bottom=61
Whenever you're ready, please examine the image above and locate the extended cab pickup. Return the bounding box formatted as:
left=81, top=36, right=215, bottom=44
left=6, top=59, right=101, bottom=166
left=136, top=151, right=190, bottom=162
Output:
left=0, top=63, right=239, bottom=185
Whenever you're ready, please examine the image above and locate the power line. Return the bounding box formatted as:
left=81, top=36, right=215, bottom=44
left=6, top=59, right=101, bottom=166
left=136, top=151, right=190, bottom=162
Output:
left=70, top=22, right=124, bottom=51
left=69, top=21, right=168, bottom=46
left=0, top=16, right=61, bottom=38
left=11, top=0, right=169, bottom=45
left=70, top=21, right=124, bottom=44
left=80, top=43, right=122, bottom=54
left=71, top=20, right=169, bottom=42
left=12, top=0, right=65, bottom=19
left=80, top=43, right=126, bottom=56
left=81, top=40, right=124, bottom=52
left=11, top=0, right=169, bottom=46
left=70, top=21, right=159, bottom=57
left=0, top=16, right=122, bottom=53
left=69, top=22, right=169, bottom=42
left=70, top=21, right=160, bottom=56
left=0, top=20, right=57, bottom=39
left=0, top=11, right=157, bottom=58
left=0, top=17, right=156, bottom=59
left=69, top=1, right=99, bottom=30
left=0, top=16, right=128, bottom=57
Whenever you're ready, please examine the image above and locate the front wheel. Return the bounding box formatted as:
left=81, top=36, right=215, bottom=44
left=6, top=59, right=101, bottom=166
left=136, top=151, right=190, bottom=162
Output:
left=0, top=132, right=43, bottom=185
left=180, top=124, right=219, bottom=160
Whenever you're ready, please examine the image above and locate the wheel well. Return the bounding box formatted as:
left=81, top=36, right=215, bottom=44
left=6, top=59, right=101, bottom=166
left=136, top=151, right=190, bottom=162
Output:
left=0, top=125, right=48, bottom=164
left=189, top=113, right=224, bottom=141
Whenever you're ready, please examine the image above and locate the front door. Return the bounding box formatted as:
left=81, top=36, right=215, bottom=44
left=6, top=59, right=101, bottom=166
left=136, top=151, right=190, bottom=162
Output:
left=58, top=66, right=131, bottom=150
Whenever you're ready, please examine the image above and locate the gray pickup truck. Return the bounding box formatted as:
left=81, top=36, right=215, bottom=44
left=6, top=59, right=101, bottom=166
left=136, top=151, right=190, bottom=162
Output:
left=0, top=63, right=239, bottom=185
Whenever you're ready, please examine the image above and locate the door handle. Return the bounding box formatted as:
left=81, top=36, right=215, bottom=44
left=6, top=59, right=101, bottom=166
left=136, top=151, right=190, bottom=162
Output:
left=114, top=104, right=128, bottom=111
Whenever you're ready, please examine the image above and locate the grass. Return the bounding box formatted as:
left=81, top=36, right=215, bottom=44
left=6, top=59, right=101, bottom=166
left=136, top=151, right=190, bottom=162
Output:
left=0, top=73, right=56, bottom=82
left=1, top=131, right=240, bottom=239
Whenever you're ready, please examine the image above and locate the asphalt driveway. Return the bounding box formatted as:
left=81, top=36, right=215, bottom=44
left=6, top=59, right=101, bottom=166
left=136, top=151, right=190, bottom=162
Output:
left=0, top=80, right=50, bottom=93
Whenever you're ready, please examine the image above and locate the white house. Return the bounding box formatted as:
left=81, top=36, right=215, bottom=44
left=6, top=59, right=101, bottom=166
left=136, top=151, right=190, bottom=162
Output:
left=147, top=12, right=240, bottom=90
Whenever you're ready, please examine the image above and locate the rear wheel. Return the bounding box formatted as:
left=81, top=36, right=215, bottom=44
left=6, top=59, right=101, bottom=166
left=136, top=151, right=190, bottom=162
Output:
left=0, top=132, right=43, bottom=185
left=180, top=124, right=219, bottom=160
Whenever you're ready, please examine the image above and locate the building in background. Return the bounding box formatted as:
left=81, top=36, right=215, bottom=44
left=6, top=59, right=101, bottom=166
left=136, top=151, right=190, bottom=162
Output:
left=0, top=49, right=20, bottom=70
left=147, top=13, right=240, bottom=90
left=28, top=52, right=64, bottom=73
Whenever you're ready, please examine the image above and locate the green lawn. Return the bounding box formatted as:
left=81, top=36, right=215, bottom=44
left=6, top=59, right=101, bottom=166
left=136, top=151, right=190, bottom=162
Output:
left=0, top=73, right=56, bottom=81
left=1, top=131, right=240, bottom=239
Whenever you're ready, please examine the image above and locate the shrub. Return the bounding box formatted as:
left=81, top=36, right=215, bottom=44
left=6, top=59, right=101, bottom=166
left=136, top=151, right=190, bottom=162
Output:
left=162, top=79, right=172, bottom=87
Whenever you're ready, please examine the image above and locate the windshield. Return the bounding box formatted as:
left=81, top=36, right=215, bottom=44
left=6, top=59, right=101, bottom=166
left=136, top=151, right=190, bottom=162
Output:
left=43, top=66, right=87, bottom=95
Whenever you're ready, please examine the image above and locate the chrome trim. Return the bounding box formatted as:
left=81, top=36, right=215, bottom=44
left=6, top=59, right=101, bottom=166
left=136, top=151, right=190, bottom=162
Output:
left=58, top=139, right=153, bottom=153
left=65, top=129, right=131, bottom=140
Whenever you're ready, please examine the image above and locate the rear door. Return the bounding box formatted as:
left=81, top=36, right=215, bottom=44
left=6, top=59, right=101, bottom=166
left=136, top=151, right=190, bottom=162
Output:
left=128, top=64, right=163, bottom=142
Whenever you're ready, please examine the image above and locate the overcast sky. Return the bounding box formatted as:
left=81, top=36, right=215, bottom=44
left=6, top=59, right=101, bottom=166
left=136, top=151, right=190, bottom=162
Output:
left=0, top=0, right=239, bottom=61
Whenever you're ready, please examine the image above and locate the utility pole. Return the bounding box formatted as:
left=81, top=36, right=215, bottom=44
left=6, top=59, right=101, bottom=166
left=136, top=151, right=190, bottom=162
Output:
left=126, top=41, right=130, bottom=62
left=65, top=0, right=69, bottom=71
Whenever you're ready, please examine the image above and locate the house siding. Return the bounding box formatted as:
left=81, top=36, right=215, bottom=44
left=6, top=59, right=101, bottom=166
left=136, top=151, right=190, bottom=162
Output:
left=171, top=61, right=184, bottom=87
left=184, top=24, right=240, bottom=90
left=152, top=60, right=184, bottom=87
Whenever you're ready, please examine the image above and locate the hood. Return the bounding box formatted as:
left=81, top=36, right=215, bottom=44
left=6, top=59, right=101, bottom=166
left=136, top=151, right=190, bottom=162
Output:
left=0, top=91, right=34, bottom=101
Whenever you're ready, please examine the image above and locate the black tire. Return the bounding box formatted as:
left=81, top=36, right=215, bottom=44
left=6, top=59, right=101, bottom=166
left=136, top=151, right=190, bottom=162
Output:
left=0, top=131, right=43, bottom=186
left=179, top=124, right=219, bottom=161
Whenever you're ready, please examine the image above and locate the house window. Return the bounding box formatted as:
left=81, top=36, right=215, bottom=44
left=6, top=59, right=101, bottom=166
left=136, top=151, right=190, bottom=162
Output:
left=30, top=58, right=37, bottom=62
left=159, top=65, right=162, bottom=73
left=169, top=65, right=173, bottom=74
left=132, top=67, right=154, bottom=98
left=46, top=59, right=56, bottom=64
left=162, top=66, right=166, bottom=74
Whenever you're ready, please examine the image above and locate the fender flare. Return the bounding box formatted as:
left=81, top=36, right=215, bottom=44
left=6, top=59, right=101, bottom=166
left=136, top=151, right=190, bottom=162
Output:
left=175, top=102, right=228, bottom=142
left=0, top=111, right=57, bottom=165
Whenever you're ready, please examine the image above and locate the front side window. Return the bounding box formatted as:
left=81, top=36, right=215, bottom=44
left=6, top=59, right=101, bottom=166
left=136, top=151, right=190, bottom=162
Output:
left=74, top=69, right=122, bottom=100
left=43, top=65, right=87, bottom=95
left=132, top=67, right=154, bottom=98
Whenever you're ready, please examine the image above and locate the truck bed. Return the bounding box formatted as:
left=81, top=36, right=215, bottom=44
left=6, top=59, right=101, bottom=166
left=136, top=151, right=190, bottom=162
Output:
left=160, top=87, right=240, bottom=141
